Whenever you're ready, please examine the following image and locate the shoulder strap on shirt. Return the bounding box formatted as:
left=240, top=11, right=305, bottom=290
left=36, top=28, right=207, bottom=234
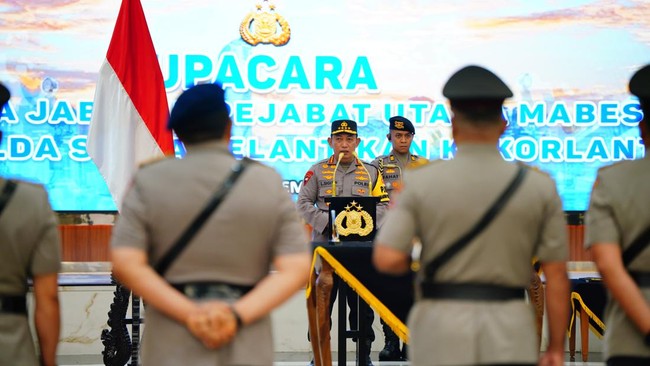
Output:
left=154, top=158, right=251, bottom=277
left=0, top=180, right=18, bottom=218
left=622, top=226, right=650, bottom=268
left=424, top=165, right=528, bottom=281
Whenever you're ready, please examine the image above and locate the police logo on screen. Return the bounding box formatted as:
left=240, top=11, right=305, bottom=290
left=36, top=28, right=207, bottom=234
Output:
left=240, top=0, right=291, bottom=46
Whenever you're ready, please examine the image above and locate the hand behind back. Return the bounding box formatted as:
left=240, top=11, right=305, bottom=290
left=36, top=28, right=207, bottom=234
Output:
left=186, top=301, right=238, bottom=349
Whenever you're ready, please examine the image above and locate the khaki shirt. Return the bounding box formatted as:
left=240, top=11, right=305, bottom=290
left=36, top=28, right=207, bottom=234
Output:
left=376, top=144, right=568, bottom=365
left=371, top=152, right=428, bottom=199
left=111, top=141, right=309, bottom=366
left=585, top=147, right=650, bottom=359
left=297, top=155, right=389, bottom=242
left=0, top=179, right=61, bottom=366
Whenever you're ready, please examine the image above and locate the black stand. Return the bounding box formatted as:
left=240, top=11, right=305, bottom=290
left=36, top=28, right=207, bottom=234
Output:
left=101, top=274, right=144, bottom=366
left=337, top=281, right=372, bottom=366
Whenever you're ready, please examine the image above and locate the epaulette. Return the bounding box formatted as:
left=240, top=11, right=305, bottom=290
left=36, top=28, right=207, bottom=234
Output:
left=138, top=155, right=171, bottom=169
left=408, top=155, right=429, bottom=168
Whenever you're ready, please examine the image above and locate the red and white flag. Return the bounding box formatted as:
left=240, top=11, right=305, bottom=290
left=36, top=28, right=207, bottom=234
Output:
left=87, top=0, right=174, bottom=211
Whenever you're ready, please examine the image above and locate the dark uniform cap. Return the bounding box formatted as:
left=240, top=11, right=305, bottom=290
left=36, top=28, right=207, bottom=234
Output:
left=167, top=83, right=229, bottom=132
left=629, top=64, right=650, bottom=99
left=442, top=65, right=513, bottom=100
left=0, top=82, right=9, bottom=108
left=389, top=116, right=415, bottom=134
left=331, top=119, right=357, bottom=135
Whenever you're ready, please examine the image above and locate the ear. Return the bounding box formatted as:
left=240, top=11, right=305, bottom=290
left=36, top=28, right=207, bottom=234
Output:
left=327, top=136, right=333, bottom=148
left=387, top=133, right=391, bottom=141
left=499, top=118, right=507, bottom=134
left=224, top=118, right=232, bottom=141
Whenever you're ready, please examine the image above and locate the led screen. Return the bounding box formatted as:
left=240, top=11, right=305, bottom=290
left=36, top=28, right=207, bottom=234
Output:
left=0, top=0, right=647, bottom=211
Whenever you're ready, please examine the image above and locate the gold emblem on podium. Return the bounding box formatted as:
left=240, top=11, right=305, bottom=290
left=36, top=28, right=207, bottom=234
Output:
left=334, top=200, right=374, bottom=237
left=240, top=0, right=291, bottom=46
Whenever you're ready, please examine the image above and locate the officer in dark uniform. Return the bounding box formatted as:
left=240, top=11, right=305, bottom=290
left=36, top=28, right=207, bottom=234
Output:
left=371, top=115, right=427, bottom=361
left=372, top=116, right=428, bottom=199
left=585, top=64, right=650, bottom=366
left=373, top=66, right=570, bottom=366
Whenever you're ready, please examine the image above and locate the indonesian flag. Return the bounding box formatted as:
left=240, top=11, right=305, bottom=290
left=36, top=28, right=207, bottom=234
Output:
left=87, top=0, right=174, bottom=211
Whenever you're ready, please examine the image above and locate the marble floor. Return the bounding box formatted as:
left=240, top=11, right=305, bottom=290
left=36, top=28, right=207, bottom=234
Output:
left=58, top=352, right=605, bottom=366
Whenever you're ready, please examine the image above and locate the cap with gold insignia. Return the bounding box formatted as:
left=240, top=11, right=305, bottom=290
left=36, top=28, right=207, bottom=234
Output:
left=389, top=116, right=415, bottom=134
left=331, top=119, right=357, bottom=135
left=629, top=64, right=650, bottom=99
left=443, top=65, right=513, bottom=100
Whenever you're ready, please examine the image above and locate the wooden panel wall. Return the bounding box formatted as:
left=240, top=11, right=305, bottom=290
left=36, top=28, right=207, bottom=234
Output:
left=59, top=224, right=112, bottom=262
left=565, top=211, right=590, bottom=262
left=57, top=213, right=590, bottom=262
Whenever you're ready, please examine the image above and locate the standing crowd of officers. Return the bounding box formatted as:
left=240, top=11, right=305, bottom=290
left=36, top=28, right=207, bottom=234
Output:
left=0, top=62, right=648, bottom=366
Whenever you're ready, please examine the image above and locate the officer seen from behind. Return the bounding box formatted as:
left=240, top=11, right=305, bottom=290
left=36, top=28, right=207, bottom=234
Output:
left=373, top=65, right=570, bottom=366
left=585, top=64, right=650, bottom=366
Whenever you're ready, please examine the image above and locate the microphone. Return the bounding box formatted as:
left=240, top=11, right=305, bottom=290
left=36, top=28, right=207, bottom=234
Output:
left=354, top=152, right=373, bottom=194
left=332, top=152, right=344, bottom=197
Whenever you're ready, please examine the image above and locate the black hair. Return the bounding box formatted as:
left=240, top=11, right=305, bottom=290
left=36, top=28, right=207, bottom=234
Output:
left=450, top=99, right=505, bottom=123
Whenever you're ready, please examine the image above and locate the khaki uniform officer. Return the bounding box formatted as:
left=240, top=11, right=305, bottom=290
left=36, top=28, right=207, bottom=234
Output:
left=585, top=64, right=650, bottom=366
left=373, top=66, right=570, bottom=366
left=0, top=83, right=61, bottom=366
left=372, top=116, right=428, bottom=199
left=297, top=119, right=390, bottom=243
left=371, top=115, right=427, bottom=362
left=297, top=119, right=389, bottom=365
left=111, top=83, right=311, bottom=366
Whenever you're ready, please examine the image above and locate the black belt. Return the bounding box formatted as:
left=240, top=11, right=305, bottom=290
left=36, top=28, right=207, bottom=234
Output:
left=0, top=295, right=27, bottom=315
left=420, top=282, right=526, bottom=301
left=171, top=282, right=254, bottom=300
left=630, top=272, right=650, bottom=287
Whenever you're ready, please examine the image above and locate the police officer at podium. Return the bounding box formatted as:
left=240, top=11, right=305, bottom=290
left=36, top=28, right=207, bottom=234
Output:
left=371, top=115, right=427, bottom=361
left=0, top=82, right=61, bottom=366
left=297, top=119, right=389, bottom=365
left=585, top=64, right=650, bottom=366
left=373, top=65, right=570, bottom=366
left=298, top=119, right=390, bottom=242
